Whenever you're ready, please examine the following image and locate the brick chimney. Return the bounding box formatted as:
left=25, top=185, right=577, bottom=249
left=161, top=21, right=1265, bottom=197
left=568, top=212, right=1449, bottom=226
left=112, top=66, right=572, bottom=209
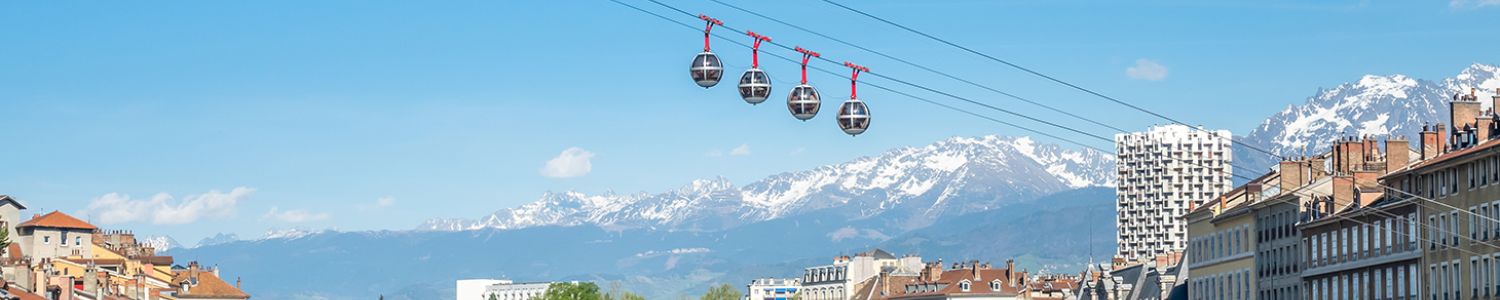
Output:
left=1438, top=123, right=1449, bottom=153
left=1005, top=259, right=1015, bottom=283
left=1492, top=88, right=1500, bottom=111
left=1479, top=113, right=1494, bottom=143
left=1344, top=140, right=1356, bottom=174
left=188, top=261, right=200, bottom=282
left=1454, top=92, right=1482, bottom=135
left=971, top=260, right=982, bottom=280
left=1333, top=175, right=1355, bottom=209
left=1386, top=138, right=1410, bottom=173
left=1309, top=157, right=1328, bottom=178
left=1280, top=160, right=1305, bottom=193
left=1349, top=138, right=1368, bottom=171
left=1416, top=124, right=1440, bottom=160
left=922, top=260, right=943, bottom=281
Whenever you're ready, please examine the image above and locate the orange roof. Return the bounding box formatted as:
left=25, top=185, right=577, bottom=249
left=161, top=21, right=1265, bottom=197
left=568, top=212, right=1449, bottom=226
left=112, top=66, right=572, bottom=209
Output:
left=16, top=211, right=97, bottom=230
left=173, top=270, right=251, bottom=299
left=4, top=286, right=46, bottom=300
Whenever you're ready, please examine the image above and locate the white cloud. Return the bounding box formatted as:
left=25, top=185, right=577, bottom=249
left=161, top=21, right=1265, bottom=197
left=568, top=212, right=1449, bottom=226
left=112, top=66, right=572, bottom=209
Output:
left=729, top=144, right=752, bottom=156
left=539, top=147, right=595, bottom=178
left=263, top=206, right=330, bottom=223
left=706, top=144, right=753, bottom=157
left=81, top=187, right=255, bottom=225
left=1125, top=58, right=1169, bottom=81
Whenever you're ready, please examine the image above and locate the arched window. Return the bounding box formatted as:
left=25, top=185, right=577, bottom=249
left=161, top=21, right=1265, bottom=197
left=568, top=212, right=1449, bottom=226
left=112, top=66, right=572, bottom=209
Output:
left=959, top=280, right=971, bottom=292
left=991, top=280, right=1003, bottom=291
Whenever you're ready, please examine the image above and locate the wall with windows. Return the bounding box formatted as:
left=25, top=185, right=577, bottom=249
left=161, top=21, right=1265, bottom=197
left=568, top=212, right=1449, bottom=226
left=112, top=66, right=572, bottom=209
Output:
left=1298, top=197, right=1421, bottom=300
left=1386, top=148, right=1500, bottom=300
left=1186, top=204, right=1256, bottom=300
left=17, top=226, right=93, bottom=259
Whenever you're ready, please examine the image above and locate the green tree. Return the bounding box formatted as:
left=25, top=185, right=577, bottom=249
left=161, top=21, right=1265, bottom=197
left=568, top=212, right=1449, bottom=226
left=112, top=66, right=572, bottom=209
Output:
left=789, top=292, right=802, bottom=300
left=0, top=225, right=10, bottom=257
left=700, top=284, right=740, bottom=300
left=539, top=282, right=604, bottom=300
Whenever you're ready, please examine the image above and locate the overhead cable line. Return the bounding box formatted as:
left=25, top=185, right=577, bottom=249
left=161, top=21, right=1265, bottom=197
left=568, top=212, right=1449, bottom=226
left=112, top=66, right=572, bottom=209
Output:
left=818, top=0, right=1290, bottom=162
left=607, top=0, right=1500, bottom=250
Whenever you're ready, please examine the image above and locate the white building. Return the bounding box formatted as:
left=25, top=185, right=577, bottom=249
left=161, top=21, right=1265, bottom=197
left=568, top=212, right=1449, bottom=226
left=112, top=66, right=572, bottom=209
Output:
left=458, top=279, right=510, bottom=300
left=483, top=281, right=553, bottom=300
left=746, top=278, right=800, bottom=300
left=1114, top=124, right=1233, bottom=262
left=800, top=249, right=921, bottom=300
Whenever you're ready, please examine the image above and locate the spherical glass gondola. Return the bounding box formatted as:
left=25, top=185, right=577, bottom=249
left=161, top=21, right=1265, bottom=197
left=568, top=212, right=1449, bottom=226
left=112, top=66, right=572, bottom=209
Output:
left=836, top=99, right=871, bottom=136
left=738, top=68, right=772, bottom=104
left=787, top=84, right=821, bottom=121
left=689, top=52, right=723, bottom=88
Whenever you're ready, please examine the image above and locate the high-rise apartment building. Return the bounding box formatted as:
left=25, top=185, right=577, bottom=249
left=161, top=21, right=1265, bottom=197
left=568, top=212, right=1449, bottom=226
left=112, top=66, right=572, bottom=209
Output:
left=1116, top=124, right=1234, bottom=262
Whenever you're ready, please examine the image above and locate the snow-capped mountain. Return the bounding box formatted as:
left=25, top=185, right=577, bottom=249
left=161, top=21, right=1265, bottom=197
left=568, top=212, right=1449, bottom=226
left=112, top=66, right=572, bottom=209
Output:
left=420, top=135, right=1114, bottom=232
left=1237, top=63, right=1500, bottom=171
left=139, top=235, right=184, bottom=252
left=196, top=232, right=241, bottom=248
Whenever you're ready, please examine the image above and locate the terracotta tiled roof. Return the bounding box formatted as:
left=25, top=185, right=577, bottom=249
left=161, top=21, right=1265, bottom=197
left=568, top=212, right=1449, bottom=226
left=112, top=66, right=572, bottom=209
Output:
left=173, top=270, right=251, bottom=299
left=4, top=286, right=46, bottom=300
left=16, top=211, right=97, bottom=230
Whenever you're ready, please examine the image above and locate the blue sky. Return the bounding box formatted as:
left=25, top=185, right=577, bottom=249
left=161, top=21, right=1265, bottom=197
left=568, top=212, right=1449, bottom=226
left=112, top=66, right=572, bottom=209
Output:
left=2, top=0, right=1497, bottom=244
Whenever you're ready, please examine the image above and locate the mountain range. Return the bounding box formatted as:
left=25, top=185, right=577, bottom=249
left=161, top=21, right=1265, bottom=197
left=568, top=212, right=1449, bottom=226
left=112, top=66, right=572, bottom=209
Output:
left=420, top=135, right=1112, bottom=234
left=164, top=63, right=1500, bottom=299
left=1235, top=63, right=1500, bottom=173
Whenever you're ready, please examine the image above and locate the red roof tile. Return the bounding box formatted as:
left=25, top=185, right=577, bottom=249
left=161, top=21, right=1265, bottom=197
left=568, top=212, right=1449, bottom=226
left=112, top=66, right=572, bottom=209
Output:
left=16, top=211, right=97, bottom=230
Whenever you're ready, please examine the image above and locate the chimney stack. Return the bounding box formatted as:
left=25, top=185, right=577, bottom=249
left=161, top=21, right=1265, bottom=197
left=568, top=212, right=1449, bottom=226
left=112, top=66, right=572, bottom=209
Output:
left=1456, top=91, right=1483, bottom=136
left=1333, top=175, right=1355, bottom=210
left=1005, top=259, right=1015, bottom=282
left=1492, top=88, right=1500, bottom=113
left=1280, top=160, right=1305, bottom=193
left=1480, top=114, right=1495, bottom=143
left=1386, top=138, right=1410, bottom=173
left=1438, top=123, right=1449, bottom=153
left=1421, top=124, right=1441, bottom=160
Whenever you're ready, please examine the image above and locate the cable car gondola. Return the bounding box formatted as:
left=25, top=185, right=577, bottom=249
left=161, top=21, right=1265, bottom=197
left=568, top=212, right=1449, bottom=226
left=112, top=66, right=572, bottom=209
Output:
left=738, top=31, right=773, bottom=104
left=788, top=47, right=821, bottom=121
left=689, top=15, right=724, bottom=88
left=837, top=62, right=871, bottom=136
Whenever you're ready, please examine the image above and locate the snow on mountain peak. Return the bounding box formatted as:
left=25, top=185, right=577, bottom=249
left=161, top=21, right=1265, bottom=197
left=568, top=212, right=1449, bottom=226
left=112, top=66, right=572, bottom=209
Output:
left=1238, top=63, right=1500, bottom=173
left=421, top=135, right=1115, bottom=232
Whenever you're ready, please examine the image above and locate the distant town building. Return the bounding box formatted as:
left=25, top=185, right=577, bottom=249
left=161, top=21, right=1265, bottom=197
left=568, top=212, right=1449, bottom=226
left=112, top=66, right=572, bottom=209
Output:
left=457, top=279, right=563, bottom=300
left=0, top=200, right=249, bottom=300
left=846, top=259, right=1029, bottom=300
left=458, top=279, right=510, bottom=300
left=484, top=281, right=553, bottom=300
left=1115, top=125, right=1234, bottom=262
left=16, top=211, right=98, bottom=259
left=801, top=249, right=922, bottom=300
left=746, top=278, right=800, bottom=300
left=1077, top=259, right=1184, bottom=300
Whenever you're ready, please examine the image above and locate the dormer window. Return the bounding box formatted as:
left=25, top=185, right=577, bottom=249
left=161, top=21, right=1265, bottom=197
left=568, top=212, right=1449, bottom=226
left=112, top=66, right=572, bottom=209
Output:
left=959, top=280, right=971, bottom=292
left=991, top=280, right=1003, bottom=291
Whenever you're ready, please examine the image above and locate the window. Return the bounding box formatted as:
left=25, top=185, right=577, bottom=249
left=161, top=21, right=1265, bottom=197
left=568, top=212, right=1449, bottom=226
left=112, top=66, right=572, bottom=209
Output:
left=959, top=280, right=970, bottom=292
left=74, top=236, right=81, bottom=246
left=42, top=236, right=49, bottom=244
left=990, top=280, right=1001, bottom=291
